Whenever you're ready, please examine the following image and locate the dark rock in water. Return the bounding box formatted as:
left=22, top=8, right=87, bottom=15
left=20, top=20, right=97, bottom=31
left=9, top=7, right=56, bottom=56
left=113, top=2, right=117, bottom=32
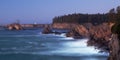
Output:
left=53, top=31, right=62, bottom=35
left=42, top=26, right=52, bottom=34
left=42, top=28, right=62, bottom=34
left=66, top=29, right=76, bottom=37
left=87, top=35, right=110, bottom=52
left=66, top=28, right=83, bottom=39
left=73, top=36, right=83, bottom=39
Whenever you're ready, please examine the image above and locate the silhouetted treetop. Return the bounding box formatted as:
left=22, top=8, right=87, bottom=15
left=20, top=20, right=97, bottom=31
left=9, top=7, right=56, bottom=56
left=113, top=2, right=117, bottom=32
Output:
left=53, top=13, right=108, bottom=25
left=53, top=6, right=120, bottom=25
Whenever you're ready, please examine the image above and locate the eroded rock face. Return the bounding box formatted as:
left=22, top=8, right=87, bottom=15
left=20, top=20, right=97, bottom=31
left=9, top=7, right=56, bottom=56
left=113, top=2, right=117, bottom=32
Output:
left=87, top=23, right=112, bottom=52
left=108, top=34, right=120, bottom=60
left=66, top=25, right=89, bottom=38
left=89, top=23, right=112, bottom=40
left=75, top=25, right=89, bottom=37
left=66, top=23, right=112, bottom=39
left=66, top=23, right=112, bottom=51
left=66, top=27, right=81, bottom=38
left=52, top=23, right=78, bottom=29
left=108, top=23, right=120, bottom=60
left=68, top=23, right=120, bottom=60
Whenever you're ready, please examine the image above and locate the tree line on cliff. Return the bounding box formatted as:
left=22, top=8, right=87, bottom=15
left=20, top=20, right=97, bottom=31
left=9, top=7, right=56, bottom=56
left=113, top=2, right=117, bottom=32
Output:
left=53, top=6, right=120, bottom=25
left=110, top=6, right=120, bottom=34
left=53, top=6, right=120, bottom=60
left=108, top=6, right=120, bottom=60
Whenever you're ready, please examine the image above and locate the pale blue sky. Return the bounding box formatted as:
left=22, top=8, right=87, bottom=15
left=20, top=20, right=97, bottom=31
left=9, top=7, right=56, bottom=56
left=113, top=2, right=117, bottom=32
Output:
left=0, top=0, right=120, bottom=24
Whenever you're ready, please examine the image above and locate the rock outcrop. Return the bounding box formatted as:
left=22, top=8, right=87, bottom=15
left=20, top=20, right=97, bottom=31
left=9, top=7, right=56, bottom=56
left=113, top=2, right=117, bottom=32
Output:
left=65, top=22, right=120, bottom=60
left=66, top=23, right=113, bottom=52
left=7, top=23, right=22, bottom=30
left=66, top=25, right=89, bottom=38
left=108, top=23, right=120, bottom=60
left=108, top=34, right=120, bottom=60
left=86, top=23, right=120, bottom=60
left=42, top=26, right=52, bottom=34
left=87, top=23, right=112, bottom=50
left=52, top=22, right=120, bottom=60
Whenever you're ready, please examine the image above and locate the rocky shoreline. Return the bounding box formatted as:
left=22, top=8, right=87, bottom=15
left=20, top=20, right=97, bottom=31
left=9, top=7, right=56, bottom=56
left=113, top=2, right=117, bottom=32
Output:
left=47, top=23, right=113, bottom=53
left=5, top=22, right=120, bottom=60
left=51, top=23, right=120, bottom=60
left=57, top=23, right=112, bottom=51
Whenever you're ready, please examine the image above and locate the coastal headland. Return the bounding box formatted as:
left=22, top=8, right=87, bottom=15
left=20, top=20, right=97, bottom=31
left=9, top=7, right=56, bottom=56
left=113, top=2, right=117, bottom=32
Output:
left=1, top=6, right=120, bottom=60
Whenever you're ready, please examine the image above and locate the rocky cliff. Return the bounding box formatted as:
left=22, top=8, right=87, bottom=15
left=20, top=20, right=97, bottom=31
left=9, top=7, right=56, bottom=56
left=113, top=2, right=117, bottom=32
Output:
left=65, top=23, right=113, bottom=52
left=65, top=22, right=120, bottom=60
left=108, top=23, right=120, bottom=60
left=51, top=22, right=120, bottom=60
left=52, top=23, right=78, bottom=29
left=66, top=25, right=89, bottom=38
left=108, top=34, right=120, bottom=60
left=87, top=23, right=112, bottom=52
left=42, top=26, right=52, bottom=34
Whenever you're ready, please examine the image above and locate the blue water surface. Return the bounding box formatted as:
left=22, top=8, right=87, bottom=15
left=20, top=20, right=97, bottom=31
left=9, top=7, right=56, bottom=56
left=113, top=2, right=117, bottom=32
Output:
left=0, top=28, right=108, bottom=60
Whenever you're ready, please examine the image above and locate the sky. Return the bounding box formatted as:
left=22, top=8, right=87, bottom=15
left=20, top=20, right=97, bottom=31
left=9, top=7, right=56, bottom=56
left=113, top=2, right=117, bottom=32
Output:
left=0, top=0, right=120, bottom=24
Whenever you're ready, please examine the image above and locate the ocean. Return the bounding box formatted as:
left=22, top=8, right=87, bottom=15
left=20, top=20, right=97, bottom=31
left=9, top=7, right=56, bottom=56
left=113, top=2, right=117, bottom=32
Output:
left=0, top=28, right=108, bottom=60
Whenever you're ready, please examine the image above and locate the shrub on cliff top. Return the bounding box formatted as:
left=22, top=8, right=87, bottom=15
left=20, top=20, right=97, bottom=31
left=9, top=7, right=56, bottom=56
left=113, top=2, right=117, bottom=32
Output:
left=111, top=23, right=120, bottom=34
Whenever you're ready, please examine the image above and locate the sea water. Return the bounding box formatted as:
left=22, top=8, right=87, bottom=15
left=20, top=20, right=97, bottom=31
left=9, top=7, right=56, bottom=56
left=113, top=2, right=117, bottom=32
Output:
left=0, top=28, right=108, bottom=60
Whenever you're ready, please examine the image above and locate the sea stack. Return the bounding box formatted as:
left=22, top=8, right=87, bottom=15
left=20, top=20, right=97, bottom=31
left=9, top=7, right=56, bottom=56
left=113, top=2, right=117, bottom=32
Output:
left=7, top=23, right=22, bottom=30
left=42, top=26, right=52, bottom=34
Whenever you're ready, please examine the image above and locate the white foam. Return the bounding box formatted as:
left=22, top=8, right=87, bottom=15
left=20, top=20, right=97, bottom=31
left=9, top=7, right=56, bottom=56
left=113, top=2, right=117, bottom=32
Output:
left=46, top=39, right=108, bottom=56
left=0, top=38, right=108, bottom=56
left=63, top=37, right=74, bottom=40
